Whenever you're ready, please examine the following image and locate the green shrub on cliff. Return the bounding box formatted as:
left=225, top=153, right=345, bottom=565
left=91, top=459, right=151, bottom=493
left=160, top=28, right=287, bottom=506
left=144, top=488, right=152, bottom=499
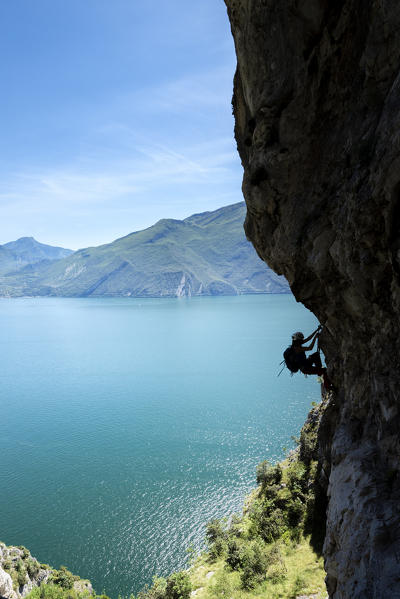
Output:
left=51, top=566, right=76, bottom=590
left=208, top=570, right=234, bottom=598
left=205, top=519, right=225, bottom=544
left=165, top=572, right=191, bottom=599
left=227, top=513, right=242, bottom=538
left=26, top=558, right=40, bottom=578
left=13, top=559, right=28, bottom=587
left=18, top=546, right=30, bottom=559
left=205, top=518, right=228, bottom=561
left=16, top=569, right=28, bottom=587
left=26, top=583, right=94, bottom=599
left=256, top=461, right=282, bottom=487
left=239, top=538, right=270, bottom=589
left=287, top=497, right=306, bottom=529
left=137, top=576, right=167, bottom=599
left=286, top=461, right=307, bottom=497
left=3, top=558, right=12, bottom=570
left=137, top=572, right=191, bottom=599
left=208, top=537, right=226, bottom=561
left=299, top=408, right=320, bottom=467
left=226, top=537, right=242, bottom=570
left=248, top=497, right=286, bottom=543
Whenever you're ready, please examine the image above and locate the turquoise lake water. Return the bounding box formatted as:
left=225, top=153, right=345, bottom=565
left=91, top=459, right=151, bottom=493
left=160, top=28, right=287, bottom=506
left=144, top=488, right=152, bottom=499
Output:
left=0, top=295, right=320, bottom=597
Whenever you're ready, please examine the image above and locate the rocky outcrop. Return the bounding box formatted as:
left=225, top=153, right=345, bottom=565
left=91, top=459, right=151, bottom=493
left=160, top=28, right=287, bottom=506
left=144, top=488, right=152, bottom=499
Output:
left=224, top=1, right=400, bottom=597
left=0, top=543, right=51, bottom=599
left=0, top=568, right=14, bottom=599
left=0, top=543, right=93, bottom=599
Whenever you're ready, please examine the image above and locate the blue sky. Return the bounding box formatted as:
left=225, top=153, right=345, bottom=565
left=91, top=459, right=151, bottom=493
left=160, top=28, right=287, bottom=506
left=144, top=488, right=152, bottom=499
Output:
left=0, top=1, right=242, bottom=249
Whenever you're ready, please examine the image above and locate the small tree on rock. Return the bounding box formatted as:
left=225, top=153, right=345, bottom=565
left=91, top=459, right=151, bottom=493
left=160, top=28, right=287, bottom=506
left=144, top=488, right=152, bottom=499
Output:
left=165, top=572, right=191, bottom=599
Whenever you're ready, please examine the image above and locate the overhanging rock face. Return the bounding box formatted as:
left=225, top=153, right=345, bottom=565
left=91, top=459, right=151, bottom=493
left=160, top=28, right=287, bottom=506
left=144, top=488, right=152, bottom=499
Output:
left=224, top=1, right=400, bottom=597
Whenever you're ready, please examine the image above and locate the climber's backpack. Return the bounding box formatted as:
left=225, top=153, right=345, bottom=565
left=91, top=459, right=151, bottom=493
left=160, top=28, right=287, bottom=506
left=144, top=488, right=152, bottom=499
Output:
left=283, top=346, right=300, bottom=373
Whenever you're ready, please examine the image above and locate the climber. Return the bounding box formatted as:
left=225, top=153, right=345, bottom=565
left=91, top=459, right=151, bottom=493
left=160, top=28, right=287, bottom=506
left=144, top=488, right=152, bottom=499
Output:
left=283, top=326, right=332, bottom=390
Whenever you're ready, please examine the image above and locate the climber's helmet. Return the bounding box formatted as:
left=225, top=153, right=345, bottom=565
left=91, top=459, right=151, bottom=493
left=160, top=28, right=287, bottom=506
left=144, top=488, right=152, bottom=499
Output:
left=291, top=331, right=304, bottom=342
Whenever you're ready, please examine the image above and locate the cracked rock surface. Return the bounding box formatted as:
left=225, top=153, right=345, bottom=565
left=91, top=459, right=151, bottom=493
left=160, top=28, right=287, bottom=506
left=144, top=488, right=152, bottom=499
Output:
left=224, top=1, right=400, bottom=597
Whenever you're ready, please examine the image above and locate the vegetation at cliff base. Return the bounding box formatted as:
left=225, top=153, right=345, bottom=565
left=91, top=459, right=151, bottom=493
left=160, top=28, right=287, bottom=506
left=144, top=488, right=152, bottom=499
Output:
left=27, top=584, right=94, bottom=599
left=136, top=400, right=328, bottom=599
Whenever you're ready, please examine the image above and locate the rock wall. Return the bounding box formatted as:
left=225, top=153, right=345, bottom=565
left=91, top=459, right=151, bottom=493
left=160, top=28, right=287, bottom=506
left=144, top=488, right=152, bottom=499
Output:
left=0, top=543, right=51, bottom=599
left=0, top=542, right=93, bottom=599
left=224, top=1, right=400, bottom=597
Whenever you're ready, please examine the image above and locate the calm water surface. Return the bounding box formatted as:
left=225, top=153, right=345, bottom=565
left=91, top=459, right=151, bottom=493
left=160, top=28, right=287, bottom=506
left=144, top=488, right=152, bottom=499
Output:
left=0, top=295, right=320, bottom=597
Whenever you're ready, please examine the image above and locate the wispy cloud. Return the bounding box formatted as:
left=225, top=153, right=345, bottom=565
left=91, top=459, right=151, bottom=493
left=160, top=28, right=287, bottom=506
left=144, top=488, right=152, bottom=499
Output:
left=0, top=132, right=242, bottom=247
left=0, top=61, right=241, bottom=248
left=1, top=136, right=238, bottom=204
left=107, top=64, right=235, bottom=123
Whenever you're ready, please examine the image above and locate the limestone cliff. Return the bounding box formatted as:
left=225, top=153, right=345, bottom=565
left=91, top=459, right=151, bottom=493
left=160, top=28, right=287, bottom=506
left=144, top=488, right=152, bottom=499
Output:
left=0, top=543, right=93, bottom=599
left=224, top=1, right=400, bottom=597
left=0, top=543, right=51, bottom=599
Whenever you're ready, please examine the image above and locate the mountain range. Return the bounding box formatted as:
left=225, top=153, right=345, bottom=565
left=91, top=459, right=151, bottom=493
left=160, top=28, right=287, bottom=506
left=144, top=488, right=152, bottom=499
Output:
left=0, top=203, right=289, bottom=297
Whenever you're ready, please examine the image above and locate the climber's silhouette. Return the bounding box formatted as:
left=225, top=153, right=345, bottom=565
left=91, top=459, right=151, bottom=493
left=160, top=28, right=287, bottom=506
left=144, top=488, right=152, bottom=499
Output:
left=282, top=326, right=332, bottom=390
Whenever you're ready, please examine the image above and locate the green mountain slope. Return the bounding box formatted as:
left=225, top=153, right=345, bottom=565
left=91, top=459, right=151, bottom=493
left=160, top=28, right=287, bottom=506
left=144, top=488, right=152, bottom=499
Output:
left=0, top=245, right=20, bottom=275
left=0, top=203, right=289, bottom=297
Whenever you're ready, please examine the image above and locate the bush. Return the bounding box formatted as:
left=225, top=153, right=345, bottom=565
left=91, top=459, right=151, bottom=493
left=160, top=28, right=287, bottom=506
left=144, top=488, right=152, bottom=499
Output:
left=17, top=568, right=28, bottom=587
left=52, top=566, right=75, bottom=590
left=226, top=538, right=242, bottom=571
left=256, top=461, right=282, bottom=487
left=25, top=583, right=88, bottom=599
left=299, top=408, right=320, bottom=467
left=257, top=508, right=286, bottom=544
left=26, top=558, right=40, bottom=578
left=13, top=559, right=28, bottom=587
left=29, top=584, right=68, bottom=599
left=18, top=546, right=30, bottom=559
left=240, top=538, right=269, bottom=590
left=209, top=571, right=234, bottom=598
left=262, top=483, right=281, bottom=501
left=265, top=543, right=283, bottom=566
left=273, top=486, right=291, bottom=510
left=227, top=513, right=242, bottom=538
left=15, top=559, right=24, bottom=572
left=287, top=497, right=306, bottom=528
left=165, top=572, right=191, bottom=599
left=208, top=537, right=226, bottom=562
left=240, top=566, right=258, bottom=590
left=137, top=576, right=166, bottom=599
left=289, top=526, right=302, bottom=544
left=267, top=562, right=287, bottom=584
left=205, top=519, right=225, bottom=545
left=3, top=559, right=12, bottom=570
left=286, top=462, right=307, bottom=497
left=265, top=545, right=287, bottom=583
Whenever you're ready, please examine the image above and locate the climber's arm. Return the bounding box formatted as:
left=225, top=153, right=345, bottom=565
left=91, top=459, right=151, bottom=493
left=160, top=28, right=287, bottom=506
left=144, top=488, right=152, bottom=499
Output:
left=303, top=326, right=322, bottom=343
left=301, top=334, right=318, bottom=352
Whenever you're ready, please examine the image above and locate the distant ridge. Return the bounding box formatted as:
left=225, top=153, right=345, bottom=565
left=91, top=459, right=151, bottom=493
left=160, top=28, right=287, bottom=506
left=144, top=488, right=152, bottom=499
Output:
left=0, top=237, right=73, bottom=276
left=0, top=203, right=290, bottom=297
